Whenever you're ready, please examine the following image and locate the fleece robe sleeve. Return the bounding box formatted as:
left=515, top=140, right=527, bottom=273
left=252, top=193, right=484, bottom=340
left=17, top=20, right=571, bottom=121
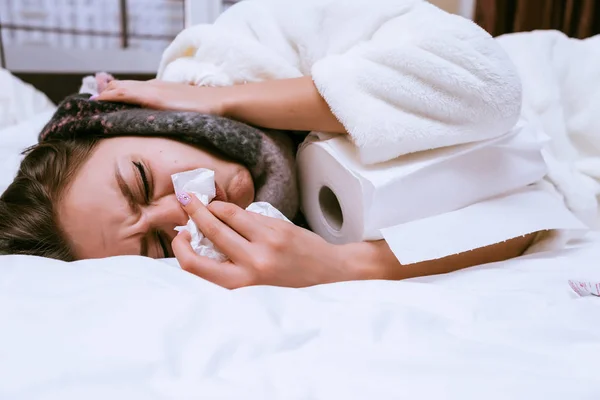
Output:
left=158, top=0, right=522, bottom=164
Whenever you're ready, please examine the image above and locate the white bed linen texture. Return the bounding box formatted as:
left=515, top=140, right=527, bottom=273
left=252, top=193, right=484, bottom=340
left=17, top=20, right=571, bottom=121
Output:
left=0, top=235, right=599, bottom=399
left=0, top=69, right=55, bottom=130
left=2, top=27, right=600, bottom=399
left=0, top=69, right=56, bottom=194
left=496, top=31, right=600, bottom=230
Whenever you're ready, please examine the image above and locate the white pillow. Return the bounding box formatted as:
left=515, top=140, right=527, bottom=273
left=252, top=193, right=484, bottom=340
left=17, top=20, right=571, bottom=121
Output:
left=0, top=69, right=55, bottom=130
left=0, top=110, right=56, bottom=194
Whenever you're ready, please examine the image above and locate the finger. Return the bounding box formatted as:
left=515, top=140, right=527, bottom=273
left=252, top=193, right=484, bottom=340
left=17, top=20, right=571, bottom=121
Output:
left=177, top=192, right=250, bottom=262
left=104, top=78, right=122, bottom=92
left=207, top=201, right=264, bottom=241
left=240, top=206, right=294, bottom=235
left=172, top=232, right=248, bottom=289
left=96, top=81, right=145, bottom=104
left=176, top=229, right=192, bottom=242
left=95, top=72, right=114, bottom=94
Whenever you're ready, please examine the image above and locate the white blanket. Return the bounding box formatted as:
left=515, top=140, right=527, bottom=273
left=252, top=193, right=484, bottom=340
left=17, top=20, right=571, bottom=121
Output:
left=1, top=235, right=600, bottom=399
left=496, top=31, right=600, bottom=229
left=0, top=68, right=55, bottom=130
left=158, top=0, right=522, bottom=165
left=0, top=69, right=56, bottom=194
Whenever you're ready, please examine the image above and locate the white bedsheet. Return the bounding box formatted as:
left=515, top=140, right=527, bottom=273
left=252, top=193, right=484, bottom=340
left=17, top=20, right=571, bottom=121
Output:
left=1, top=235, right=599, bottom=399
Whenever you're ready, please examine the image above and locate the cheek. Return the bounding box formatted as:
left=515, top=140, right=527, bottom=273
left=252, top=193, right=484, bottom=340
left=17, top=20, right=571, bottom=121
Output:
left=230, top=168, right=255, bottom=207
left=156, top=145, right=216, bottom=173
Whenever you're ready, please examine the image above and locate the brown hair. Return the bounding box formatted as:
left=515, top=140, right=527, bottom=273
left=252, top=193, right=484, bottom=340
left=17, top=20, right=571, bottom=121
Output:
left=0, top=139, right=99, bottom=261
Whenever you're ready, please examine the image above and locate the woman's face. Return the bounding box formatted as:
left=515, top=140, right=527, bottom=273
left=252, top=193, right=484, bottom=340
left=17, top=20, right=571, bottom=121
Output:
left=58, top=137, right=254, bottom=259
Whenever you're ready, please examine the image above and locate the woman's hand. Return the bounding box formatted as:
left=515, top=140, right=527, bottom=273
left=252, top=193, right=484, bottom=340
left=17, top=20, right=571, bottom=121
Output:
left=170, top=193, right=538, bottom=288
left=171, top=193, right=358, bottom=289
left=92, top=77, right=347, bottom=134
left=92, top=79, right=228, bottom=116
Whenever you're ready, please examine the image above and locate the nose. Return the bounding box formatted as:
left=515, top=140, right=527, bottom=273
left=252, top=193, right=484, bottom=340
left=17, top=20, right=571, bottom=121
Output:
left=145, top=195, right=189, bottom=242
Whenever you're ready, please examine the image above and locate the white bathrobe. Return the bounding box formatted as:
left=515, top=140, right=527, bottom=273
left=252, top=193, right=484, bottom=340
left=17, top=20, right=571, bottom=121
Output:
left=158, top=0, right=521, bottom=165
left=157, top=0, right=591, bottom=256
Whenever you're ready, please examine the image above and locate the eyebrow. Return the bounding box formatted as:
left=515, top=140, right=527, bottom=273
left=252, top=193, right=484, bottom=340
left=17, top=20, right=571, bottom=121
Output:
left=114, top=165, right=148, bottom=257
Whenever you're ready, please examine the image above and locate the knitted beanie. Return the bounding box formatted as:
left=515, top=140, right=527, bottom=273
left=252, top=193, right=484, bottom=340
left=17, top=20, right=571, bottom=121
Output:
left=39, top=94, right=299, bottom=219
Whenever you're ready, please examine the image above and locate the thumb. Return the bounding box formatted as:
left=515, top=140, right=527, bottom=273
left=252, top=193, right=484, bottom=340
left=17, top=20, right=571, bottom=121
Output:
left=175, top=229, right=192, bottom=241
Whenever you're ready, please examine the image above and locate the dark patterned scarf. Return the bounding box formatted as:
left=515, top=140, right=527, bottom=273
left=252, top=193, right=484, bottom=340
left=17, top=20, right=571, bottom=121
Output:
left=39, top=94, right=299, bottom=219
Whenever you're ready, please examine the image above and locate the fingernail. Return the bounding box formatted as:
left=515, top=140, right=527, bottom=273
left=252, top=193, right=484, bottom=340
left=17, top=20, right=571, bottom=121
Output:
left=89, top=94, right=99, bottom=101
left=177, top=192, right=192, bottom=206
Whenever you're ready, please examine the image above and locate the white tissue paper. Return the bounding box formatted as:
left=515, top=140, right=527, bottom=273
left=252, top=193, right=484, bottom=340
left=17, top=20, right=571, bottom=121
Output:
left=297, top=123, right=587, bottom=264
left=171, top=168, right=290, bottom=262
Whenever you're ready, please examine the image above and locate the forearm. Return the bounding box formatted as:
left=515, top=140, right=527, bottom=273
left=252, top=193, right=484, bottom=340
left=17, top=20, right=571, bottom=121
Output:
left=343, top=233, right=538, bottom=281
left=220, top=77, right=347, bottom=134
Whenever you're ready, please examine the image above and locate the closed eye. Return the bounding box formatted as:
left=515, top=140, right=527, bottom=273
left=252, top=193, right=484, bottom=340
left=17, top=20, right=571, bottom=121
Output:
left=133, top=161, right=151, bottom=204
left=131, top=161, right=164, bottom=257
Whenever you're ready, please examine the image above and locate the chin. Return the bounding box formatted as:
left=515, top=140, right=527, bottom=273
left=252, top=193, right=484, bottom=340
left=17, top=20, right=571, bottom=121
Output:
left=227, top=168, right=255, bottom=207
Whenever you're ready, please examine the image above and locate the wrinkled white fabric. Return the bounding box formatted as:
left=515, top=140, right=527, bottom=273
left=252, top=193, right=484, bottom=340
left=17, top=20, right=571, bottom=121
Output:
left=171, top=168, right=290, bottom=261
left=1, top=233, right=600, bottom=399
left=496, top=31, right=600, bottom=231
left=0, top=68, right=55, bottom=130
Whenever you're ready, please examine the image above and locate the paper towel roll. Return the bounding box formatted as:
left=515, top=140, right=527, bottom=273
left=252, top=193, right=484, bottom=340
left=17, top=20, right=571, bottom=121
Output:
left=297, top=123, right=550, bottom=245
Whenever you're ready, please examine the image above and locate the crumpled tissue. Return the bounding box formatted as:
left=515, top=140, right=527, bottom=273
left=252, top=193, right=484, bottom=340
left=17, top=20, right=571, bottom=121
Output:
left=171, top=168, right=291, bottom=261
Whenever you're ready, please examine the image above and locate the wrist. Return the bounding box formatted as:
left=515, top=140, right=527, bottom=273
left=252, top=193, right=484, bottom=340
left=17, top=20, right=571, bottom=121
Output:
left=339, top=241, right=390, bottom=281
left=216, top=84, right=240, bottom=118
left=192, top=84, right=238, bottom=117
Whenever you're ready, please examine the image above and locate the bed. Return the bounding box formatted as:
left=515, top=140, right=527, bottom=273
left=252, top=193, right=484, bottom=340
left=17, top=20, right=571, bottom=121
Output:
left=2, top=42, right=600, bottom=399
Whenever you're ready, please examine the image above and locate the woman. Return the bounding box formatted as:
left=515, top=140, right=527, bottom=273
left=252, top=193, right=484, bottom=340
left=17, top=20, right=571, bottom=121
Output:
left=0, top=0, right=540, bottom=288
